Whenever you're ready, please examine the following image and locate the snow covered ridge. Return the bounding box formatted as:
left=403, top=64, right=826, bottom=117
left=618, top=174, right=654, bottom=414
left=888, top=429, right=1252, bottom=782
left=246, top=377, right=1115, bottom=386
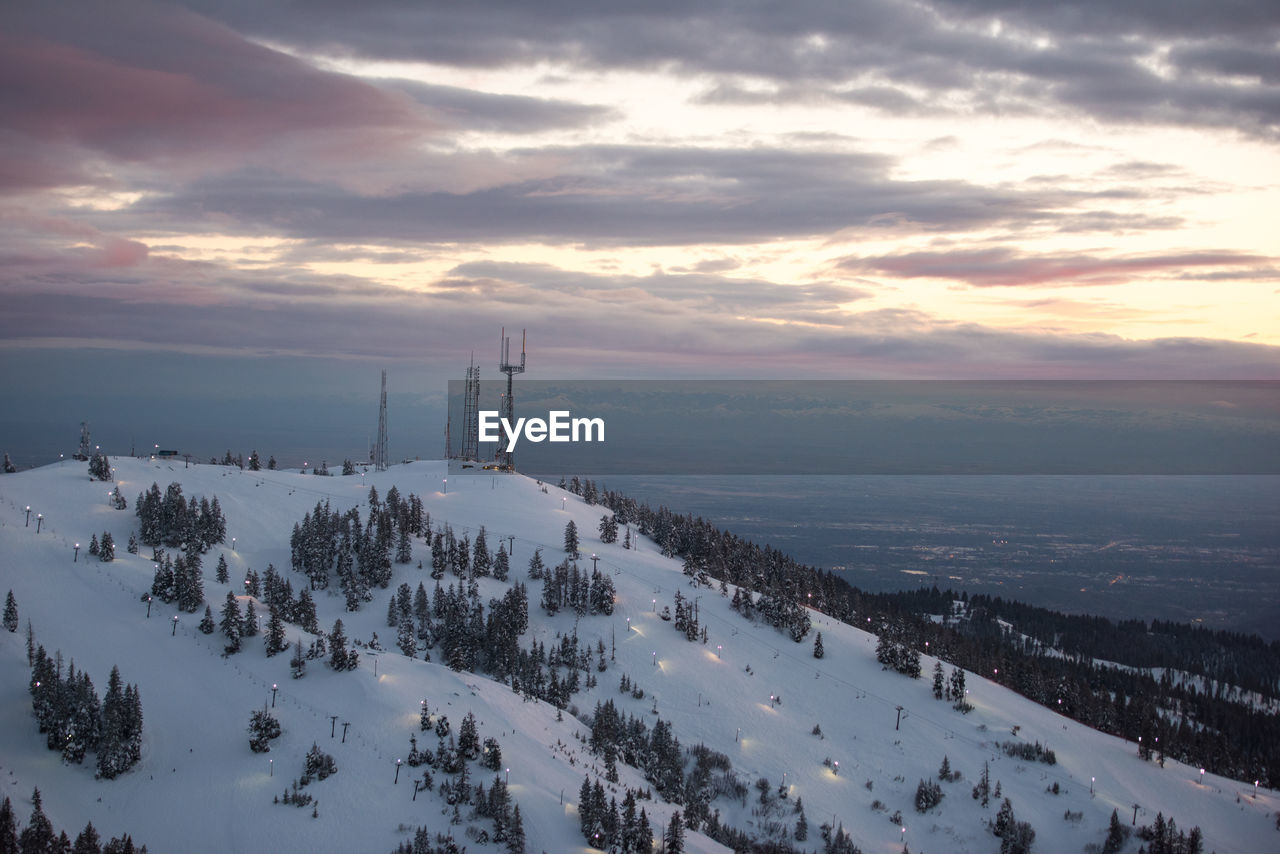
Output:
left=0, top=457, right=1275, bottom=853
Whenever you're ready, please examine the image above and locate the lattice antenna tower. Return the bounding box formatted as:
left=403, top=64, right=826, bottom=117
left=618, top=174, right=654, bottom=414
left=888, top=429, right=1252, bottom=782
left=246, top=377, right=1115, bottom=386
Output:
left=496, top=327, right=526, bottom=470
left=78, top=422, right=92, bottom=460
left=374, top=369, right=389, bottom=472
left=461, top=353, right=481, bottom=461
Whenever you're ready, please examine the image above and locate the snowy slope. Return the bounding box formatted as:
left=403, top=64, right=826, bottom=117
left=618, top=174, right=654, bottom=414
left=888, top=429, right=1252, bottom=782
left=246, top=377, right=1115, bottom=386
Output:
left=0, top=458, right=1275, bottom=854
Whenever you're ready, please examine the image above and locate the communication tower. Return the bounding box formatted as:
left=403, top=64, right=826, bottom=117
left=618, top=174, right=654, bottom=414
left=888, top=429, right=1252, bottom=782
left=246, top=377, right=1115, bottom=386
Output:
left=460, top=354, right=481, bottom=461
left=373, top=370, right=389, bottom=471
left=496, top=328, right=526, bottom=470
left=76, top=422, right=92, bottom=460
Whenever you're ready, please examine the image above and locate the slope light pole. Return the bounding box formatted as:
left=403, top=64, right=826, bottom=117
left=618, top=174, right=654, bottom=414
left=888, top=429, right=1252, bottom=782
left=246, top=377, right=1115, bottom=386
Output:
left=25, top=506, right=32, bottom=526
left=36, top=514, right=43, bottom=534
left=172, top=615, right=179, bottom=636
left=271, top=684, right=278, bottom=708
left=74, top=543, right=80, bottom=562
left=394, top=758, right=402, bottom=784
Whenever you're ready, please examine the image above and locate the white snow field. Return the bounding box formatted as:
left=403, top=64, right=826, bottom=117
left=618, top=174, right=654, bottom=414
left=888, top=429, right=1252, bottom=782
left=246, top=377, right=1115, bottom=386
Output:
left=1, top=457, right=1275, bottom=853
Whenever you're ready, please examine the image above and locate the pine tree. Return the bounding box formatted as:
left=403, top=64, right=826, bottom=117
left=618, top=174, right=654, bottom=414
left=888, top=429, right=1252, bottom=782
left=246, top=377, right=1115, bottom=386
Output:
left=664, top=810, right=684, bottom=854
left=220, top=591, right=242, bottom=654
left=0, top=797, right=15, bottom=854
left=939, top=755, right=951, bottom=781
left=950, top=667, right=968, bottom=711
left=198, top=606, right=216, bottom=634
left=507, top=803, right=525, bottom=854
left=18, top=789, right=56, bottom=854
left=397, top=612, right=416, bottom=658
left=329, top=619, right=357, bottom=670
left=493, top=544, right=510, bottom=582
left=265, top=606, right=287, bottom=657
left=994, top=798, right=1015, bottom=838
left=88, top=451, right=111, bottom=481
left=812, top=631, right=824, bottom=659
left=933, top=661, right=945, bottom=700
left=579, top=776, right=595, bottom=840
left=177, top=557, right=203, bottom=613
left=96, top=667, right=140, bottom=780
left=216, top=554, right=229, bottom=584
left=3, top=591, right=16, bottom=633
left=89, top=534, right=100, bottom=556
left=972, top=760, right=991, bottom=807
left=473, top=527, right=491, bottom=576
left=248, top=709, right=281, bottom=752
left=458, top=712, right=480, bottom=759
left=564, top=520, right=580, bottom=559
left=290, top=640, right=307, bottom=679
left=72, top=821, right=102, bottom=854
left=598, top=515, right=618, bottom=544
left=1102, top=808, right=1126, bottom=854
left=242, top=599, right=258, bottom=637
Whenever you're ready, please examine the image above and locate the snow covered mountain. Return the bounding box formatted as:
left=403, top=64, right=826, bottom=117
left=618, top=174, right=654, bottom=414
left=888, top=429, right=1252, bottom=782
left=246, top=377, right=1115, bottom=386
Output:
left=0, top=458, right=1274, bottom=853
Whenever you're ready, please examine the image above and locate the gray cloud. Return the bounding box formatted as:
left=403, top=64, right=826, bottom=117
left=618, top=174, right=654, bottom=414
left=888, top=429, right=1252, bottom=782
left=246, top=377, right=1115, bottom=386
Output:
left=169, top=0, right=1280, bottom=139
left=837, top=247, right=1273, bottom=287
left=3, top=252, right=1277, bottom=380
left=382, top=80, right=618, bottom=134
left=101, top=144, right=1174, bottom=248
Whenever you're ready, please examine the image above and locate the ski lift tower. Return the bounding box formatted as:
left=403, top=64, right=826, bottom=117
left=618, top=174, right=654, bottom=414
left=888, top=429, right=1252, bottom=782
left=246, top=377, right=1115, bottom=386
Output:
left=496, top=328, right=526, bottom=470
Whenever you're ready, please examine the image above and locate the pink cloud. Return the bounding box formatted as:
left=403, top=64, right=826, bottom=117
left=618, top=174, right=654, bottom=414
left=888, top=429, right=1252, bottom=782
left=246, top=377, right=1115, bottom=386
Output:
left=0, top=8, right=425, bottom=189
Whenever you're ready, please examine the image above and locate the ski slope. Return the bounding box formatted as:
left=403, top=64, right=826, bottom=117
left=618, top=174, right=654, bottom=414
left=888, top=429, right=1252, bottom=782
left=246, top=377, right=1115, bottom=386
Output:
left=0, top=458, right=1274, bottom=853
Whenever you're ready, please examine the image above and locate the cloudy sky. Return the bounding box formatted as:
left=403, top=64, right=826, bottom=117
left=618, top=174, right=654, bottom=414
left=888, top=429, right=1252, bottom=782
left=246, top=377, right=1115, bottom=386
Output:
left=2, top=0, right=1279, bottom=460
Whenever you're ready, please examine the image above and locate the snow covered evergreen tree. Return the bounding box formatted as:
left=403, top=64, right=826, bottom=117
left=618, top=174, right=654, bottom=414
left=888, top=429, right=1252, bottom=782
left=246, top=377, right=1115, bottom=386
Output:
left=493, top=543, right=510, bottom=582
left=242, top=599, right=258, bottom=637
left=290, top=640, right=307, bottom=678
left=563, top=520, right=580, bottom=559
left=472, top=527, right=491, bottom=576
left=220, top=591, right=242, bottom=654
left=3, top=590, right=16, bottom=633
left=88, top=452, right=111, bottom=481
left=812, top=631, right=824, bottom=659
left=96, top=666, right=142, bottom=779
left=598, top=514, right=617, bottom=544
left=265, top=606, right=287, bottom=656
left=329, top=619, right=358, bottom=670
left=248, top=708, right=281, bottom=752
left=18, top=789, right=56, bottom=853
left=664, top=810, right=684, bottom=854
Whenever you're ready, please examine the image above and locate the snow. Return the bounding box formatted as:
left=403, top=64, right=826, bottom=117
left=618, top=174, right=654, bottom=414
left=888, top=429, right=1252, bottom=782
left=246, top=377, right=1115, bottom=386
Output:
left=1, top=457, right=1275, bottom=853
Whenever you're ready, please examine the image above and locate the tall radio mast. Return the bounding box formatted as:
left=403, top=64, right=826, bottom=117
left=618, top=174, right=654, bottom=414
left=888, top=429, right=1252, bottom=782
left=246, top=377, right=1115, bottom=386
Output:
left=496, top=328, right=526, bottom=470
